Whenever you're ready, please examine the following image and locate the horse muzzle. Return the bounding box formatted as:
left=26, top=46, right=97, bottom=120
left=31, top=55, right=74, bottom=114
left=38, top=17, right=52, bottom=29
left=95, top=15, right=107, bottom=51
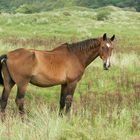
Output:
left=103, top=62, right=110, bottom=70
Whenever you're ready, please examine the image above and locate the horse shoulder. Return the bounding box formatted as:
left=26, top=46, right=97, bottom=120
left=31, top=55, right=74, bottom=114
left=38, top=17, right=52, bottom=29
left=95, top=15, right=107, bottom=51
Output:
left=65, top=54, right=85, bottom=82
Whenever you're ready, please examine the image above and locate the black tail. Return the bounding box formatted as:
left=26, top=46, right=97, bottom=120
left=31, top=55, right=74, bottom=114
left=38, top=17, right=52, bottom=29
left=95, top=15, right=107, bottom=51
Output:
left=0, top=54, right=7, bottom=85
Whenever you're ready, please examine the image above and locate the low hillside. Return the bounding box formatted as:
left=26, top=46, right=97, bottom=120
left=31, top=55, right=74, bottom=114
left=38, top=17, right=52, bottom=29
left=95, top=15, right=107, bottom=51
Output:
left=0, top=0, right=140, bottom=13
left=0, top=6, right=139, bottom=51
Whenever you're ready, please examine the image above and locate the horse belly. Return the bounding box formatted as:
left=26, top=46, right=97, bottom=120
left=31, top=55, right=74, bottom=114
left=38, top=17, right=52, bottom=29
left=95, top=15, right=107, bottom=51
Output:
left=30, top=73, right=66, bottom=87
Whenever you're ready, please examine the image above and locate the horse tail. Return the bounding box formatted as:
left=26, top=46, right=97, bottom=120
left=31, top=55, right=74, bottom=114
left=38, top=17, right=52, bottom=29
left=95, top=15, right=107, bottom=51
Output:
left=0, top=54, right=7, bottom=85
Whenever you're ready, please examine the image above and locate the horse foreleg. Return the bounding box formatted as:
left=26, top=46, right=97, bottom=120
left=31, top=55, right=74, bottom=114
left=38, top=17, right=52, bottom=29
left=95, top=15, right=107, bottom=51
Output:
left=59, top=84, right=67, bottom=116
left=15, top=85, right=28, bottom=116
left=65, top=82, right=77, bottom=114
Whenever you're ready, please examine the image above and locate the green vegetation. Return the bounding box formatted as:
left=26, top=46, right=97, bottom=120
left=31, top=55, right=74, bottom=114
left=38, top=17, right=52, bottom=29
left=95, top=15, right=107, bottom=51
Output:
left=0, top=6, right=140, bottom=48
left=0, top=6, right=140, bottom=140
left=0, top=0, right=140, bottom=13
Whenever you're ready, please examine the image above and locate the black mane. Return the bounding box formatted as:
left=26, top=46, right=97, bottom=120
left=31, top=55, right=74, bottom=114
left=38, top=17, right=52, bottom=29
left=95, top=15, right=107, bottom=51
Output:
left=67, top=38, right=99, bottom=52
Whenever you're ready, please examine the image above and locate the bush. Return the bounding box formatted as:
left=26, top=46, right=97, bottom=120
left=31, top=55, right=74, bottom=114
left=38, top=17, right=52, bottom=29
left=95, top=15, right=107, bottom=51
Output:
left=15, top=4, right=41, bottom=14
left=96, top=10, right=111, bottom=21
left=63, top=11, right=71, bottom=16
left=122, top=7, right=136, bottom=12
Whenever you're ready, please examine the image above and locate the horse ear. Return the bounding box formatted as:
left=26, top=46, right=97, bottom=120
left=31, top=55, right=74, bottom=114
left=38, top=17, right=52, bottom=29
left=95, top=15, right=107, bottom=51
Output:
left=110, top=35, right=115, bottom=41
left=103, top=33, right=107, bottom=41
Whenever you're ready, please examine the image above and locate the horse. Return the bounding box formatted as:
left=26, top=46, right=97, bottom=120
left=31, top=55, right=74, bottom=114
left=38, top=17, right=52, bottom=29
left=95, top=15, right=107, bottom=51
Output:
left=0, top=33, right=115, bottom=116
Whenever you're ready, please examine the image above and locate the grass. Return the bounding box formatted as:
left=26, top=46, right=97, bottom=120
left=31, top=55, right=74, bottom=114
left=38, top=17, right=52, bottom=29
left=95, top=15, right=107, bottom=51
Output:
left=0, top=6, right=140, bottom=46
left=0, top=6, right=140, bottom=140
left=0, top=92, right=140, bottom=140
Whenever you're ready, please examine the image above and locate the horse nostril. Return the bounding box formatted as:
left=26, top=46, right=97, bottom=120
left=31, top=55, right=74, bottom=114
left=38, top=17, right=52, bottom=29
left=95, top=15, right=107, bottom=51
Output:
left=103, top=63, right=109, bottom=70
left=103, top=63, right=106, bottom=68
left=103, top=63, right=107, bottom=70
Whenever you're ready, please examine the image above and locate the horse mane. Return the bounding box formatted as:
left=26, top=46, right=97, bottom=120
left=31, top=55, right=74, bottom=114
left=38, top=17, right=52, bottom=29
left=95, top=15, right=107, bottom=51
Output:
left=67, top=38, right=99, bottom=52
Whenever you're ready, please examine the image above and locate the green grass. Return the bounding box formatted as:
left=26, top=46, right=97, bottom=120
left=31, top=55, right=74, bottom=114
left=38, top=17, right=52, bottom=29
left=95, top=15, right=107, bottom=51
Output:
left=0, top=6, right=140, bottom=46
left=0, top=6, right=140, bottom=140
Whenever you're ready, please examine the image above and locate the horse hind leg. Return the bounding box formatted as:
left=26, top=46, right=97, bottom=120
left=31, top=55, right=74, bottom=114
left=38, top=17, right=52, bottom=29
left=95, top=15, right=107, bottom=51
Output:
left=0, top=62, right=15, bottom=120
left=0, top=83, right=14, bottom=113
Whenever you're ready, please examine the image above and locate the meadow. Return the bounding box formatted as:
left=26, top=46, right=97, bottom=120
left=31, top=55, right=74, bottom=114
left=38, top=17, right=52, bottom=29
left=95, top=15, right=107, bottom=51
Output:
left=0, top=6, right=140, bottom=140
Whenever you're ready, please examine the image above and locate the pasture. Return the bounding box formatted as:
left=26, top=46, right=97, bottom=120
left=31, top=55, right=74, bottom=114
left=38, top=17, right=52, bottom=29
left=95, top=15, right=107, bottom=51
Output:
left=0, top=6, right=140, bottom=140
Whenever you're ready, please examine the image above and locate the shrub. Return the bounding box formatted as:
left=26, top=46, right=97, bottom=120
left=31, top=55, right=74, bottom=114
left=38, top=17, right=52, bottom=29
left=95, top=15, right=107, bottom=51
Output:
left=122, top=7, right=136, bottom=12
left=96, top=10, right=111, bottom=21
left=63, top=11, right=71, bottom=16
left=15, top=4, right=41, bottom=14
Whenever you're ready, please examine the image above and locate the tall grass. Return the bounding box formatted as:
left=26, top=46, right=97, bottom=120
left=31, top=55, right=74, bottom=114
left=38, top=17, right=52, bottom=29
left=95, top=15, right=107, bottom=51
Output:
left=0, top=92, right=140, bottom=140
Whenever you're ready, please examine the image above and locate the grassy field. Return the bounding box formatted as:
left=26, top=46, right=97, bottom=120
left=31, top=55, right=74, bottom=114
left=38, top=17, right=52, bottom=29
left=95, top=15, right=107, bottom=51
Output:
left=0, top=6, right=140, bottom=140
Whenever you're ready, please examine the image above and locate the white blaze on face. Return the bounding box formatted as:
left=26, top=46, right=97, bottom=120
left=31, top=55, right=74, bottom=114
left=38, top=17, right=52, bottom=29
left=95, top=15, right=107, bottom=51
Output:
left=106, top=57, right=110, bottom=67
left=106, top=43, right=110, bottom=48
left=105, top=43, right=111, bottom=67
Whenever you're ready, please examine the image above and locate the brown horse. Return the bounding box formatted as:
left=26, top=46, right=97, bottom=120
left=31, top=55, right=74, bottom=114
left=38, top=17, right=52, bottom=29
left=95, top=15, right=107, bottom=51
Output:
left=0, top=33, right=115, bottom=116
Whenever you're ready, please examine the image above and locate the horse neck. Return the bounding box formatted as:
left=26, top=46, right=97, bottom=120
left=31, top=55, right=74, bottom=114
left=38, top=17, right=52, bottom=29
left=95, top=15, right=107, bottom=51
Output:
left=74, top=42, right=100, bottom=68
left=84, top=47, right=100, bottom=67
